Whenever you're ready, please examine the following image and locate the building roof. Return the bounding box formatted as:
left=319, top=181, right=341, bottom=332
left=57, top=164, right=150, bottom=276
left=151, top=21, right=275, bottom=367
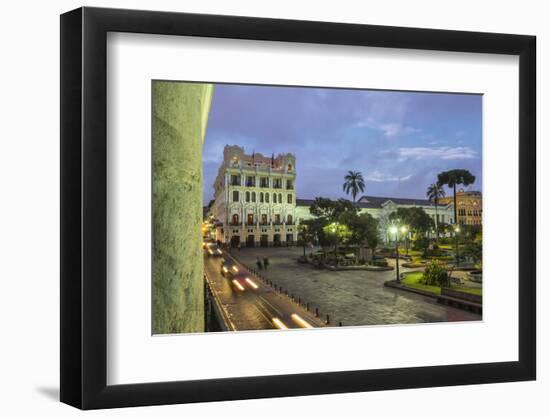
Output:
left=296, top=195, right=449, bottom=209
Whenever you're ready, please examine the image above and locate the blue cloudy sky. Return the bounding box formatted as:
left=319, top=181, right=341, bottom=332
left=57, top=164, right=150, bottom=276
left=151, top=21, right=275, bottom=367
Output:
left=203, top=83, right=482, bottom=205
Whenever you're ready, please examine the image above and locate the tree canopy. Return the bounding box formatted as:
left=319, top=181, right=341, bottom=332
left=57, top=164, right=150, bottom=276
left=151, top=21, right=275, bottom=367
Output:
left=342, top=171, right=365, bottom=204
left=437, top=169, right=476, bottom=189
left=309, top=197, right=357, bottom=222
left=388, top=207, right=434, bottom=237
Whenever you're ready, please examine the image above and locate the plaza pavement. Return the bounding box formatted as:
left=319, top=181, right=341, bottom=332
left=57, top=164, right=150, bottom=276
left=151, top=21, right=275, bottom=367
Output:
left=230, top=246, right=481, bottom=327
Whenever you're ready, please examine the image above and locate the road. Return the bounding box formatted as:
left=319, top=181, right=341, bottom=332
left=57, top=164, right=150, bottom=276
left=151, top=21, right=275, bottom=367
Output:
left=204, top=251, right=327, bottom=331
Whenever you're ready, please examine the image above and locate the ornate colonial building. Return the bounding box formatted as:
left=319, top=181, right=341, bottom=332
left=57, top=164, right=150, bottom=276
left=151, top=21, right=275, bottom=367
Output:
left=211, top=145, right=298, bottom=247
left=439, top=189, right=482, bottom=226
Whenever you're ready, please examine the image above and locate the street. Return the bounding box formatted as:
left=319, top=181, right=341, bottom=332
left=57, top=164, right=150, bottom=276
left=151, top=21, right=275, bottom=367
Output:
left=204, top=252, right=327, bottom=331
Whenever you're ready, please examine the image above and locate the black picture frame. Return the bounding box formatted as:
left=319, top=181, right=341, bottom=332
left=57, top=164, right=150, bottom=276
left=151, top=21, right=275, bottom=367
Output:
left=60, top=6, right=536, bottom=410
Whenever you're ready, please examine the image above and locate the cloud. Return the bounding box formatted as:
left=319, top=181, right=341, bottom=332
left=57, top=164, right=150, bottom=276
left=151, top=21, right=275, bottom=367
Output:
left=364, top=170, right=413, bottom=182
left=356, top=117, right=419, bottom=138
left=397, top=146, right=478, bottom=160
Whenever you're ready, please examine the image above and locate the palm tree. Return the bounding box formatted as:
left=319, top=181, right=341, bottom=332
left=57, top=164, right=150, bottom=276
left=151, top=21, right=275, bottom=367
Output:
left=426, top=183, right=445, bottom=240
left=436, top=169, right=476, bottom=226
left=343, top=171, right=365, bottom=206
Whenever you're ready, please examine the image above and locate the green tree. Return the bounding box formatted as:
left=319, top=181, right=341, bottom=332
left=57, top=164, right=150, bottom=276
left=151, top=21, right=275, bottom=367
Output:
left=463, top=241, right=482, bottom=267
left=297, top=219, right=316, bottom=258
left=340, top=211, right=379, bottom=250
left=436, top=169, right=476, bottom=225
left=426, top=183, right=445, bottom=240
left=309, top=197, right=357, bottom=222
left=322, top=222, right=351, bottom=266
left=342, top=171, right=366, bottom=205
left=389, top=207, right=434, bottom=239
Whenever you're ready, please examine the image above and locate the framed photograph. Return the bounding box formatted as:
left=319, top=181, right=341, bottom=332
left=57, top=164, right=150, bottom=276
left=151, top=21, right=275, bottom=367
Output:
left=60, top=6, right=536, bottom=409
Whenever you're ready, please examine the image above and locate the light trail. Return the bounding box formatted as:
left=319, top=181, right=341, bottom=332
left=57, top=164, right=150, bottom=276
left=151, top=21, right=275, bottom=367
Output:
left=232, top=279, right=245, bottom=291
left=272, top=318, right=288, bottom=330
left=291, top=313, right=314, bottom=329
left=245, top=278, right=258, bottom=289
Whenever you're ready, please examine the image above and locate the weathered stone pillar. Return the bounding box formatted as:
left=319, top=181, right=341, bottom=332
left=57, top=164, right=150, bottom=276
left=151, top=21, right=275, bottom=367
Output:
left=152, top=81, right=213, bottom=334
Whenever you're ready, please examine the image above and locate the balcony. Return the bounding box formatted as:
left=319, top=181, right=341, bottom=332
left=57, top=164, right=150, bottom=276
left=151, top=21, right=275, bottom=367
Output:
left=286, top=185, right=294, bottom=190
left=230, top=180, right=241, bottom=186
left=246, top=181, right=255, bottom=187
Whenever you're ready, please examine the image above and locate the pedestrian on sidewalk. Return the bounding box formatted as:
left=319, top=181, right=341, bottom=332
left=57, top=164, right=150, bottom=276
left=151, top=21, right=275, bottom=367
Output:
left=263, top=257, right=269, bottom=270
left=256, top=257, right=263, bottom=270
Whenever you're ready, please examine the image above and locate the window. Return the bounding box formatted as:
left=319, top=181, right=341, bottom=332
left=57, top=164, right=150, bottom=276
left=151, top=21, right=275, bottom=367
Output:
left=273, top=178, right=282, bottom=189
left=245, top=191, right=250, bottom=202
left=278, top=193, right=283, bottom=204
left=274, top=214, right=281, bottom=224
left=273, top=192, right=277, bottom=203
left=265, top=193, right=270, bottom=203
left=286, top=179, right=294, bottom=190
left=246, top=176, right=255, bottom=187
left=260, top=192, right=264, bottom=203
left=260, top=177, right=269, bottom=188
left=230, top=175, right=240, bottom=186
left=287, top=194, right=292, bottom=204
left=261, top=214, right=268, bottom=225
left=287, top=215, right=293, bottom=224
left=232, top=191, right=239, bottom=202
left=231, top=214, right=239, bottom=225
left=247, top=214, right=254, bottom=225
left=252, top=192, right=256, bottom=203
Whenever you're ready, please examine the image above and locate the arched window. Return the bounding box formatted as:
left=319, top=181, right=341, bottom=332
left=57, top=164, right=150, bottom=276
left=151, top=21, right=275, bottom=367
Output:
left=245, top=191, right=250, bottom=202
left=232, top=191, right=239, bottom=202
left=265, top=193, right=270, bottom=203
left=273, top=192, right=277, bottom=203
left=232, top=214, right=239, bottom=225
left=287, top=215, right=293, bottom=224
left=287, top=194, right=292, bottom=204
left=252, top=192, right=256, bottom=203
left=260, top=192, right=264, bottom=203
left=278, top=193, right=283, bottom=204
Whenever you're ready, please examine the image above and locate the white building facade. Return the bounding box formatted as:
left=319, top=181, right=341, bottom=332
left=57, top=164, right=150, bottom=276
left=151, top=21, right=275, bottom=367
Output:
left=212, top=145, right=298, bottom=247
left=295, top=195, right=455, bottom=242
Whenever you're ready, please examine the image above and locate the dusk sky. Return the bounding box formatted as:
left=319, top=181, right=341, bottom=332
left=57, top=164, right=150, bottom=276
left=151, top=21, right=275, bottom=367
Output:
left=203, top=83, right=482, bottom=205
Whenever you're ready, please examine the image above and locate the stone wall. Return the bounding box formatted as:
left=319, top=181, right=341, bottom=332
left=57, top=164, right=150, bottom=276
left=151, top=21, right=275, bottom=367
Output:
left=152, top=81, right=213, bottom=334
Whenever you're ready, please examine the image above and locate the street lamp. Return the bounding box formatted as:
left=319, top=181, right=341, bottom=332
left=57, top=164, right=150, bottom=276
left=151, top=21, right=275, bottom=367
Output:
left=388, top=225, right=400, bottom=283
left=454, top=226, right=461, bottom=267
left=400, top=225, right=409, bottom=256
left=331, top=222, right=339, bottom=267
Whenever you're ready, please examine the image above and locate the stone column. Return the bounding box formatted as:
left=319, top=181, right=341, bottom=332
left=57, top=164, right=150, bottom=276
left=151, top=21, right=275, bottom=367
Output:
left=152, top=81, right=214, bottom=334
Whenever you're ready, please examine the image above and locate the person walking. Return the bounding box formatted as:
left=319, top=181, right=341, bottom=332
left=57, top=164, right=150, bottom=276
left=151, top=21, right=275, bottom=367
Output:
left=256, top=257, right=263, bottom=271
left=263, top=257, right=269, bottom=270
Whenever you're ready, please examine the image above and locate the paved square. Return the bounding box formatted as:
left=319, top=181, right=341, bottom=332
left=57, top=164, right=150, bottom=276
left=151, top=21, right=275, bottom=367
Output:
left=231, top=246, right=481, bottom=326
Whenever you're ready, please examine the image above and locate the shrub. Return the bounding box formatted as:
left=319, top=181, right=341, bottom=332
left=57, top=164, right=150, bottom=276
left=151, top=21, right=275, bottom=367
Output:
left=421, top=260, right=449, bottom=287
left=371, top=259, right=389, bottom=267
